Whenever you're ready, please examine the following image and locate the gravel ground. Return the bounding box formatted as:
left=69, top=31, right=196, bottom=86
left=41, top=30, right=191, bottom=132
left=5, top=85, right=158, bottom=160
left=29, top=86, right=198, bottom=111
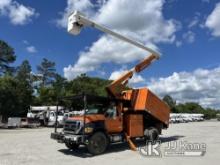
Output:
left=0, top=120, right=220, bottom=165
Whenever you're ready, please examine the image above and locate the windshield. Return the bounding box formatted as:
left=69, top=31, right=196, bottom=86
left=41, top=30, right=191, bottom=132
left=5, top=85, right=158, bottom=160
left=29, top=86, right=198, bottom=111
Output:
left=70, top=103, right=113, bottom=115
left=86, top=107, right=104, bottom=115
left=60, top=95, right=117, bottom=116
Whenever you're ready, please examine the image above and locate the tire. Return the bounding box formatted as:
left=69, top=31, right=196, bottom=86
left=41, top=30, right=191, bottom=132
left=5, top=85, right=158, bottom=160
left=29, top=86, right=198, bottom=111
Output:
left=65, top=142, right=79, bottom=150
left=144, top=127, right=159, bottom=141
left=87, top=132, right=108, bottom=155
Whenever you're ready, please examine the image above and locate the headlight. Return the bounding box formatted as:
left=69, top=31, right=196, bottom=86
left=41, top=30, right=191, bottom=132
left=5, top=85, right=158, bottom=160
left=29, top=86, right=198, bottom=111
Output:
left=84, top=127, right=94, bottom=133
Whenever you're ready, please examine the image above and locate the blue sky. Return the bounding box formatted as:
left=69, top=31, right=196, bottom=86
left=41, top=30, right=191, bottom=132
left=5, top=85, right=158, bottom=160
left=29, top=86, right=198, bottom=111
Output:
left=0, top=0, right=220, bottom=108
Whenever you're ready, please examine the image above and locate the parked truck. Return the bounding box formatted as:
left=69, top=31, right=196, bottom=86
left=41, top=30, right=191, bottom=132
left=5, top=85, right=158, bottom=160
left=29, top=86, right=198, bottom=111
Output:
left=28, top=106, right=65, bottom=127
left=51, top=11, right=170, bottom=155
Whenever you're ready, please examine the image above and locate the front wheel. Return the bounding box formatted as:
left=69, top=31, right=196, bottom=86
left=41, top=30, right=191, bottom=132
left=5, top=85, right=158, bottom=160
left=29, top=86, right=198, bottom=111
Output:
left=65, top=142, right=79, bottom=150
left=87, top=132, right=108, bottom=155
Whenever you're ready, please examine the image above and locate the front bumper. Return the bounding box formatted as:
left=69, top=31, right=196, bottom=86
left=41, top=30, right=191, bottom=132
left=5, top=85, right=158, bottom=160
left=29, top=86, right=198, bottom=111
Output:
left=51, top=132, right=86, bottom=144
left=51, top=132, right=64, bottom=142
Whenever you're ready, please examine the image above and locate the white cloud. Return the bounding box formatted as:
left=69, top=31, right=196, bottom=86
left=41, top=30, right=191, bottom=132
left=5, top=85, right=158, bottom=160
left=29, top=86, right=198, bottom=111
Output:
left=26, top=46, right=37, bottom=53
left=23, top=40, right=29, bottom=44
left=205, top=2, right=220, bottom=37
left=175, top=41, right=182, bottom=47
left=188, top=16, right=199, bottom=29
left=130, top=75, right=145, bottom=85
left=183, top=31, right=195, bottom=43
left=60, top=0, right=179, bottom=80
left=63, top=35, right=150, bottom=80
left=95, top=0, right=178, bottom=43
left=0, top=0, right=38, bottom=25
left=148, top=67, right=220, bottom=108
left=109, top=69, right=145, bottom=85
left=0, top=0, right=11, bottom=15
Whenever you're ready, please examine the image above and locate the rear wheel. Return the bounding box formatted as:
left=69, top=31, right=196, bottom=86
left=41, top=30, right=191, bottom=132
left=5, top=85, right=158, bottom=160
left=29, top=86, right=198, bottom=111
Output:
left=144, top=127, right=159, bottom=141
left=87, top=132, right=108, bottom=155
left=65, top=142, right=79, bottom=150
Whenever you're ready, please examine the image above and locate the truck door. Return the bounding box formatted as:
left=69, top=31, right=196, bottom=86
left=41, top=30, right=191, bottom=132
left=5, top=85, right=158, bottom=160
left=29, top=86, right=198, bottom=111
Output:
left=104, top=106, right=123, bottom=133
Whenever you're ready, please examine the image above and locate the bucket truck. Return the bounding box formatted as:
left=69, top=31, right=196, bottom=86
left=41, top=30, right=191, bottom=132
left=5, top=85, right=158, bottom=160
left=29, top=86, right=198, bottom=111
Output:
left=51, top=11, right=170, bottom=155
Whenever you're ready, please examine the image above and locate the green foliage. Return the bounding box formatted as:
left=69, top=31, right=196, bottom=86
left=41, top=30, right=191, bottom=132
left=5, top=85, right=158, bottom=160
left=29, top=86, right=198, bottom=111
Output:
left=37, top=58, right=56, bottom=86
left=175, top=102, right=204, bottom=113
left=0, top=60, right=33, bottom=121
left=163, top=95, right=218, bottom=119
left=0, top=76, right=18, bottom=120
left=0, top=40, right=16, bottom=75
left=0, top=75, right=33, bottom=121
left=16, top=60, right=31, bottom=82
left=203, top=108, right=218, bottom=119
left=52, top=73, right=67, bottom=97
left=163, top=95, right=177, bottom=112
left=64, top=74, right=111, bottom=97
left=163, top=95, right=176, bottom=107
left=34, top=74, right=67, bottom=105
left=15, top=60, right=33, bottom=115
left=34, top=74, right=111, bottom=106
left=37, top=87, right=57, bottom=105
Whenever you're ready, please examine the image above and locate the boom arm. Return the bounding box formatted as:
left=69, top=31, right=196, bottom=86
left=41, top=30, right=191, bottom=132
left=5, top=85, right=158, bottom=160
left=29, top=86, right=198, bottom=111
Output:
left=106, top=54, right=159, bottom=98
left=67, top=11, right=160, bottom=98
left=68, top=11, right=160, bottom=57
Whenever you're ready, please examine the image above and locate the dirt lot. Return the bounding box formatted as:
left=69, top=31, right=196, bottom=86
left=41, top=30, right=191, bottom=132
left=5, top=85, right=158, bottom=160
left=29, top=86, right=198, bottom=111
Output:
left=0, top=120, right=220, bottom=165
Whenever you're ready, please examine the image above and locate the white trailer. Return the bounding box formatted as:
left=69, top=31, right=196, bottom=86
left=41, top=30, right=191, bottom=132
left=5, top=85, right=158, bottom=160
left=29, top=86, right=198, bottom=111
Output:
left=7, top=117, right=21, bottom=128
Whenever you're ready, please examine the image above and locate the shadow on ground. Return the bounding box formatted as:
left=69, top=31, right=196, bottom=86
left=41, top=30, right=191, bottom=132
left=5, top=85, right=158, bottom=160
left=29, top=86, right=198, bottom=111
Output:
left=160, top=135, right=185, bottom=143
left=58, top=135, right=185, bottom=158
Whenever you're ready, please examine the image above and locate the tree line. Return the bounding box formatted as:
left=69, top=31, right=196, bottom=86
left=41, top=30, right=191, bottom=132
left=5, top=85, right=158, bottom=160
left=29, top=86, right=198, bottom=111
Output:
left=0, top=40, right=218, bottom=121
left=0, top=40, right=110, bottom=121
left=162, top=95, right=218, bottom=119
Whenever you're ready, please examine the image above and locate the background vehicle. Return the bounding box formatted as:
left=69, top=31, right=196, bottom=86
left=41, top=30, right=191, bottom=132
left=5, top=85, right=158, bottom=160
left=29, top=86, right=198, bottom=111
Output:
left=28, top=106, right=65, bottom=127
left=169, top=113, right=204, bottom=123
left=217, top=114, right=220, bottom=121
left=7, top=117, right=21, bottom=128
left=51, top=11, right=170, bottom=155
left=27, top=107, right=43, bottom=127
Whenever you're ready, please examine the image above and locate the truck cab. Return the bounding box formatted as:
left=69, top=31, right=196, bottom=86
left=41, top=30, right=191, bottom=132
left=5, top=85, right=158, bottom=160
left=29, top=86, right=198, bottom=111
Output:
left=51, top=93, right=169, bottom=155
left=51, top=94, right=125, bottom=155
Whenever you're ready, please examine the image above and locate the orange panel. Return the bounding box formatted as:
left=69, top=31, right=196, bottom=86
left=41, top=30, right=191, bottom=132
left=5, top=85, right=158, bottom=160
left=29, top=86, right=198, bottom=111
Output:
left=125, top=114, right=143, bottom=137
left=122, top=88, right=170, bottom=127
left=133, top=89, right=148, bottom=110
left=145, top=88, right=170, bottom=126
left=105, top=117, right=123, bottom=133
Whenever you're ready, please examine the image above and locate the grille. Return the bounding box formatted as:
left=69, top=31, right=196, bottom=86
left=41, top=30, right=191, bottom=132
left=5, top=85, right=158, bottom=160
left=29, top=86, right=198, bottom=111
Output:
left=64, top=121, right=80, bottom=133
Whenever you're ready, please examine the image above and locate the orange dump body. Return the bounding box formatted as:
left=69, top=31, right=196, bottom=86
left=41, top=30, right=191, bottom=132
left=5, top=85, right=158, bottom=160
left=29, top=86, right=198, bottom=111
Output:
left=122, top=88, right=170, bottom=127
